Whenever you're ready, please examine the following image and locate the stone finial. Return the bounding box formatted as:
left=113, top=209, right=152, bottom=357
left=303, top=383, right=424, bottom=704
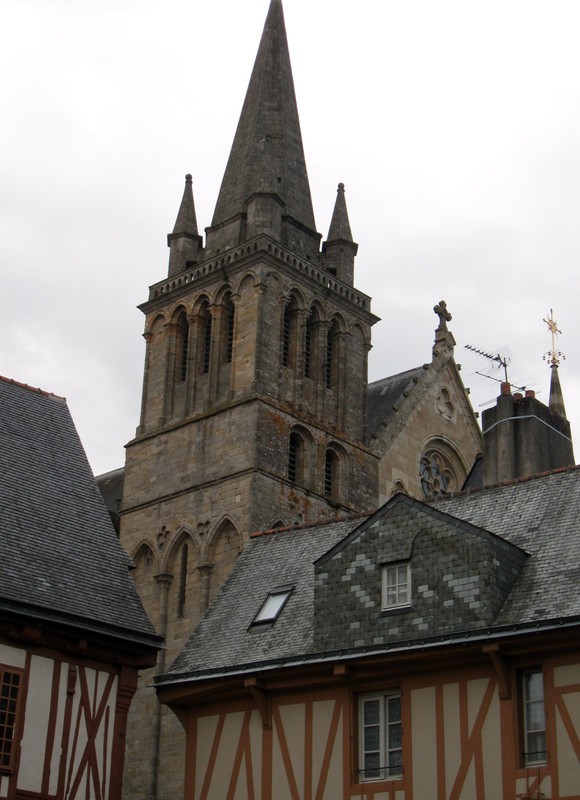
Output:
left=432, top=300, right=455, bottom=358
left=434, top=300, right=452, bottom=331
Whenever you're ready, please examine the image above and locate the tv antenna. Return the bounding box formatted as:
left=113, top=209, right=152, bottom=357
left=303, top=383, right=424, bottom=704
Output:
left=464, top=344, right=527, bottom=394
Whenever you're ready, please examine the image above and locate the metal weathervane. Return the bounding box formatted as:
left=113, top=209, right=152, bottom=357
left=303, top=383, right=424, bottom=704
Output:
left=543, top=308, right=565, bottom=366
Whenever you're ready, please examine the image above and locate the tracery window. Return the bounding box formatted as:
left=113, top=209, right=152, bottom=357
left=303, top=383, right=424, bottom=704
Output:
left=419, top=447, right=459, bottom=498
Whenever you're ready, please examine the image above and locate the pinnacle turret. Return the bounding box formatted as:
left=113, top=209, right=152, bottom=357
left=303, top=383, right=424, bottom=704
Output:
left=205, top=0, right=320, bottom=257
left=167, top=174, right=203, bottom=277
left=322, top=183, right=358, bottom=285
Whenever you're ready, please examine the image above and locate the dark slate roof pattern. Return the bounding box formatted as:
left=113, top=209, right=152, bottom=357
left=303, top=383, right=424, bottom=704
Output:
left=163, top=468, right=580, bottom=682
left=431, top=467, right=580, bottom=625
left=167, top=518, right=360, bottom=677
left=366, top=366, right=426, bottom=440
left=0, top=378, right=159, bottom=645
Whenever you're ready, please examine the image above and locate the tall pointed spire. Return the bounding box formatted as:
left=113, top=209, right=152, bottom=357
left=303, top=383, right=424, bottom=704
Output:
left=167, top=174, right=203, bottom=276
left=206, top=0, right=320, bottom=256
left=322, top=183, right=358, bottom=285
left=549, top=363, right=567, bottom=418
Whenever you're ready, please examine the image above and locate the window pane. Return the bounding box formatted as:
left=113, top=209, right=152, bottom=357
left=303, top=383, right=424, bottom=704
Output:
left=364, top=700, right=380, bottom=725
left=364, top=725, right=380, bottom=750
left=255, top=591, right=290, bottom=622
left=525, top=671, right=543, bottom=701
left=364, top=751, right=380, bottom=779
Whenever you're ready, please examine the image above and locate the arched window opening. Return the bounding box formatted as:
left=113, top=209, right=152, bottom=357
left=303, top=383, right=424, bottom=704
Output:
left=282, top=296, right=299, bottom=368
left=208, top=521, right=242, bottom=604
left=324, top=449, right=340, bottom=499
left=288, top=432, right=304, bottom=484
left=198, top=301, right=212, bottom=375
left=325, top=320, right=339, bottom=389
left=175, top=312, right=189, bottom=382
left=222, top=294, right=235, bottom=364
left=177, top=543, right=188, bottom=618
left=304, top=313, right=315, bottom=378
left=282, top=304, right=291, bottom=366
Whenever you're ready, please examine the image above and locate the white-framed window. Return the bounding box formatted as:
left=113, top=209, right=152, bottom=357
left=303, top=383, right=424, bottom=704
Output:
left=382, top=562, right=411, bottom=610
left=522, top=669, right=547, bottom=765
left=253, top=589, right=292, bottom=624
left=359, top=692, right=403, bottom=782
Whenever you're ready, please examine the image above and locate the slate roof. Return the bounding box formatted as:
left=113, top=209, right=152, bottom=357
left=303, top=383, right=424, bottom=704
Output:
left=160, top=467, right=580, bottom=685
left=366, top=366, right=427, bottom=440
left=165, top=517, right=362, bottom=680
left=0, top=377, right=161, bottom=648
left=431, top=467, right=580, bottom=625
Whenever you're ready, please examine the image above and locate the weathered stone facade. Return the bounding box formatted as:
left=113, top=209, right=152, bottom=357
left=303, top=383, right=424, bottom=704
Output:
left=116, top=3, right=482, bottom=799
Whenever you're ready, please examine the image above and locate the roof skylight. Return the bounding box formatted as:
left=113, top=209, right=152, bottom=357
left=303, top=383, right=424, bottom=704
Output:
left=253, top=588, right=292, bottom=624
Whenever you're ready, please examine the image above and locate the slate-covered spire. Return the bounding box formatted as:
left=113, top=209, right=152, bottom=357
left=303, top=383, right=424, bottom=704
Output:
left=549, top=363, right=567, bottom=419
left=206, top=0, right=320, bottom=257
left=322, top=183, right=358, bottom=285
left=167, top=174, right=203, bottom=277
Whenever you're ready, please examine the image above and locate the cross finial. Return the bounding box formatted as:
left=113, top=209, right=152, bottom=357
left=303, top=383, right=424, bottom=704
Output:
left=434, top=300, right=452, bottom=331
left=543, top=308, right=564, bottom=366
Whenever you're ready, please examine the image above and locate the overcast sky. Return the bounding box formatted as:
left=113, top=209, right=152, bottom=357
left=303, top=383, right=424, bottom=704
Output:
left=2, top=0, right=579, bottom=476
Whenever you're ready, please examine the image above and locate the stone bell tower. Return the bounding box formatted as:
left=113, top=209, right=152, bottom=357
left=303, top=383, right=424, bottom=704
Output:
left=119, top=2, right=379, bottom=798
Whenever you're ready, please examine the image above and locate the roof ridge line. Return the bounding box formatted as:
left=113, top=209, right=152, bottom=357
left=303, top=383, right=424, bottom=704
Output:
left=0, top=375, right=66, bottom=403
left=429, top=462, right=580, bottom=502
left=250, top=509, right=373, bottom=538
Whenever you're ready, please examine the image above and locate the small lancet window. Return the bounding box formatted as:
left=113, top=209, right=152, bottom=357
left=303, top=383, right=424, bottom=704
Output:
left=288, top=432, right=304, bottom=484
left=282, top=304, right=291, bottom=366
left=224, top=294, right=235, bottom=363
left=198, top=302, right=212, bottom=375
left=177, top=543, right=188, bottom=618
left=304, top=314, right=314, bottom=377
left=175, top=312, right=189, bottom=382
left=253, top=588, right=292, bottom=624
left=324, top=448, right=340, bottom=499
left=325, top=320, right=339, bottom=389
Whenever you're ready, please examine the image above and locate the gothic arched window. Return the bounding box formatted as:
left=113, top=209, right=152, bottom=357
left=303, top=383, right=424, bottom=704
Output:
left=222, top=293, right=235, bottom=364
left=325, top=319, right=339, bottom=389
left=175, top=310, right=189, bottom=382
left=197, top=300, right=212, bottom=375
left=177, top=543, right=188, bottom=618
left=288, top=432, right=305, bottom=484
left=324, top=448, right=340, bottom=499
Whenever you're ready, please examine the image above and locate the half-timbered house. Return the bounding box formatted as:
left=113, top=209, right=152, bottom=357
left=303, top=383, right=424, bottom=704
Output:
left=0, top=377, right=161, bottom=800
left=156, top=463, right=580, bottom=800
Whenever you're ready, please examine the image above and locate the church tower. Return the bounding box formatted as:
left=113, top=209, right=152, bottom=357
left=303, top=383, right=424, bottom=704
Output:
left=120, top=2, right=378, bottom=798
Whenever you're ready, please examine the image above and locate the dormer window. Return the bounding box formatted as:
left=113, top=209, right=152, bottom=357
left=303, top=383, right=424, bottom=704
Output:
left=253, top=588, right=292, bottom=625
left=382, top=562, right=411, bottom=610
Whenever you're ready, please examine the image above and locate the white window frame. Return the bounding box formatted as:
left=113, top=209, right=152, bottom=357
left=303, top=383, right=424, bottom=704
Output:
left=358, top=692, right=403, bottom=782
left=522, top=669, right=547, bottom=766
left=382, top=562, right=411, bottom=610
left=252, top=589, right=292, bottom=624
